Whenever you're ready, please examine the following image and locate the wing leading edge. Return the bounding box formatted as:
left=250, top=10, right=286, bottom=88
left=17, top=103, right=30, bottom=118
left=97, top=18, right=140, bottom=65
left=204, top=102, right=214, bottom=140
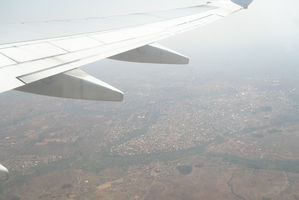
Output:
left=0, top=0, right=254, bottom=101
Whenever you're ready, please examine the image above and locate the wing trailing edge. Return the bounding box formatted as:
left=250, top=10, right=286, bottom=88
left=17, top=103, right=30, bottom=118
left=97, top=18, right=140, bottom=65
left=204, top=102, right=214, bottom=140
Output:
left=16, top=69, right=124, bottom=101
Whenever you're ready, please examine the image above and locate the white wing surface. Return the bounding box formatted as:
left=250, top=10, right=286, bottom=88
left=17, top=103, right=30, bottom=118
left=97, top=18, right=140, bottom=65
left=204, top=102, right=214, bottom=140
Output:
left=0, top=0, right=254, bottom=101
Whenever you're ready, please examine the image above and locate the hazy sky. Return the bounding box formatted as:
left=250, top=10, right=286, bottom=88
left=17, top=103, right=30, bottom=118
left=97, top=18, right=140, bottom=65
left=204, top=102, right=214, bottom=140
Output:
left=180, top=0, right=299, bottom=74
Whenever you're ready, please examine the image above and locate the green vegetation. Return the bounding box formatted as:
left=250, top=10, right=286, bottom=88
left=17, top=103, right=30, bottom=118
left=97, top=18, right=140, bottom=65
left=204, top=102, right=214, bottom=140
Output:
left=257, top=106, right=272, bottom=112
left=212, top=153, right=299, bottom=174
left=176, top=165, right=193, bottom=175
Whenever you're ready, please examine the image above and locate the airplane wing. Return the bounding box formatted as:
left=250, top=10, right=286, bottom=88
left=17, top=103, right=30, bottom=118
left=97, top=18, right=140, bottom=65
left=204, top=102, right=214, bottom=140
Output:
left=0, top=0, right=254, bottom=101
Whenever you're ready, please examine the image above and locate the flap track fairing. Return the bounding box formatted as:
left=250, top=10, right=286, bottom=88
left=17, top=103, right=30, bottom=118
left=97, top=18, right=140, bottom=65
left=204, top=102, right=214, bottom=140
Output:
left=109, top=43, right=189, bottom=65
left=16, top=69, right=124, bottom=101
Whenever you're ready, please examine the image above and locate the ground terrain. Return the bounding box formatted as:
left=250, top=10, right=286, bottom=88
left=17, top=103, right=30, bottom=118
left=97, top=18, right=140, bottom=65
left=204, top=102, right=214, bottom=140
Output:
left=1, top=64, right=299, bottom=200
